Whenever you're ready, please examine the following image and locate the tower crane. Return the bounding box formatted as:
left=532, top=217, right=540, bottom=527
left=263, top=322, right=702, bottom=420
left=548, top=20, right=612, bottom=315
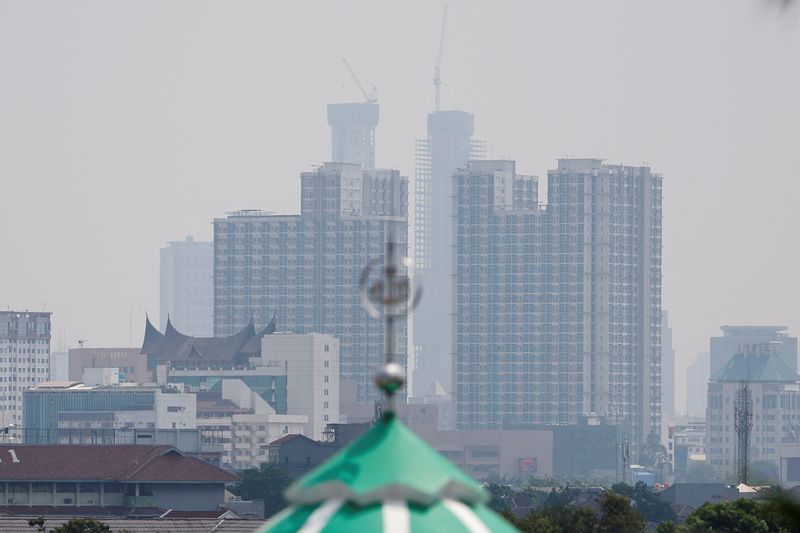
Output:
left=433, top=4, right=448, bottom=112
left=342, top=58, right=377, bottom=104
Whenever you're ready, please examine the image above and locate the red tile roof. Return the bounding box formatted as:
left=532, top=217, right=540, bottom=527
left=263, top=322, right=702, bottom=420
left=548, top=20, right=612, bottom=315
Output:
left=0, top=446, right=238, bottom=483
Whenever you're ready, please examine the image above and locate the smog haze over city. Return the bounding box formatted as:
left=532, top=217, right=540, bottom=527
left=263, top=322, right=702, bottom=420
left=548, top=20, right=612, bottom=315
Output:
left=2, top=0, right=800, bottom=449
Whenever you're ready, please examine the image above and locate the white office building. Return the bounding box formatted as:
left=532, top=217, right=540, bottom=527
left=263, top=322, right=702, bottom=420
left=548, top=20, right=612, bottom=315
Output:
left=262, top=333, right=340, bottom=441
left=707, top=342, right=800, bottom=478
left=0, top=311, right=51, bottom=427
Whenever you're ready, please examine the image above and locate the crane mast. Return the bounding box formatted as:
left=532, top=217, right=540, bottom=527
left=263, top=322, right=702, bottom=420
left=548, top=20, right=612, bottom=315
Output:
left=342, top=58, right=377, bottom=104
left=433, top=5, right=448, bottom=112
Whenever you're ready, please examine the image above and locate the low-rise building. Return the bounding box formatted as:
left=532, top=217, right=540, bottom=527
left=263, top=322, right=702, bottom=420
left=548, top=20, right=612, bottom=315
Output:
left=196, top=379, right=306, bottom=471
left=668, top=419, right=706, bottom=475
left=22, top=382, right=196, bottom=445
left=150, top=320, right=339, bottom=444
left=68, top=347, right=150, bottom=384
left=0, top=445, right=238, bottom=514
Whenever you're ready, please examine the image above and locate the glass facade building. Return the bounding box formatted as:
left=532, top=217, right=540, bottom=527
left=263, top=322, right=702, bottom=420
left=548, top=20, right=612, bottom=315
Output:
left=23, top=387, right=157, bottom=444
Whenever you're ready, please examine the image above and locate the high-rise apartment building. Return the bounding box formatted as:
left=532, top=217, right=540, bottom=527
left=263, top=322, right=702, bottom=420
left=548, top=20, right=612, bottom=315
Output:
left=213, top=162, right=408, bottom=405
left=662, top=311, right=676, bottom=419
left=686, top=353, right=710, bottom=417
left=710, top=326, right=797, bottom=378
left=327, top=102, right=379, bottom=169
left=413, top=110, right=485, bottom=395
left=0, top=311, right=51, bottom=426
left=452, top=159, right=663, bottom=448
left=160, top=236, right=214, bottom=337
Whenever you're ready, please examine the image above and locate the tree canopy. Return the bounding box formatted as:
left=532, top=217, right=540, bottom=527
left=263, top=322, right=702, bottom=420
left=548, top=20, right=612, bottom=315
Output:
left=231, top=462, right=294, bottom=518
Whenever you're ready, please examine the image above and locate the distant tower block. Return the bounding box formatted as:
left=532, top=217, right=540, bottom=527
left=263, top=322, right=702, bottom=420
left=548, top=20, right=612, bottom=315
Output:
left=327, top=102, right=379, bottom=170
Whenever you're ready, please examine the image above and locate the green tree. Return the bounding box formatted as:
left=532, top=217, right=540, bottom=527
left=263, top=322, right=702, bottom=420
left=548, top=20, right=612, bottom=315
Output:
left=655, top=521, right=678, bottom=533
left=680, top=461, right=721, bottom=483
left=596, top=491, right=646, bottom=533
left=517, top=505, right=597, bottom=533
left=611, top=481, right=675, bottom=523
left=750, top=460, right=780, bottom=485
left=681, top=499, right=770, bottom=533
left=49, top=518, right=111, bottom=533
left=639, top=430, right=667, bottom=467
left=232, top=463, right=294, bottom=518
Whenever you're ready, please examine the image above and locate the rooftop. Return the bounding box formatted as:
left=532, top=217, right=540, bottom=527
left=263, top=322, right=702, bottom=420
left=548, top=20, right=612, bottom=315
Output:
left=0, top=445, right=238, bottom=483
left=0, top=517, right=263, bottom=532
left=141, top=315, right=276, bottom=365
left=713, top=352, right=799, bottom=382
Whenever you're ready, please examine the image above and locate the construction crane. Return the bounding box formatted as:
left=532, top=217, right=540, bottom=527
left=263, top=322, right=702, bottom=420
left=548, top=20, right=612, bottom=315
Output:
left=342, top=58, right=377, bottom=104
left=433, top=4, right=448, bottom=112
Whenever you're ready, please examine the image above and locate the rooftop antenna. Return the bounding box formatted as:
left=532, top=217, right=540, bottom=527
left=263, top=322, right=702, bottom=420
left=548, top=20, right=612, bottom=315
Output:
left=342, top=58, right=377, bottom=104
left=433, top=4, right=448, bottom=111
left=735, top=379, right=753, bottom=484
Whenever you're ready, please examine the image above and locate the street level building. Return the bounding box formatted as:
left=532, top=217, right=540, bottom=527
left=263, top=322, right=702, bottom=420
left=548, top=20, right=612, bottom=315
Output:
left=213, top=162, right=408, bottom=405
left=668, top=420, right=706, bottom=475
left=195, top=380, right=306, bottom=471
left=0, top=311, right=51, bottom=427
left=22, top=381, right=196, bottom=445
left=413, top=110, right=485, bottom=396
left=160, top=236, right=214, bottom=337
left=706, top=343, right=800, bottom=478
left=0, top=445, right=237, bottom=513
left=453, top=159, right=663, bottom=451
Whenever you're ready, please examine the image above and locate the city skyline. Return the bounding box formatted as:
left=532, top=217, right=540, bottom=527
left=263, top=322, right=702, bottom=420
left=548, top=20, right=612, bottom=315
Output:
left=2, top=1, right=800, bottom=414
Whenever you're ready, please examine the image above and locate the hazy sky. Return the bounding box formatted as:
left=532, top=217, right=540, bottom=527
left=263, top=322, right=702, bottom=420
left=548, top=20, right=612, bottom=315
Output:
left=1, top=1, right=798, bottom=413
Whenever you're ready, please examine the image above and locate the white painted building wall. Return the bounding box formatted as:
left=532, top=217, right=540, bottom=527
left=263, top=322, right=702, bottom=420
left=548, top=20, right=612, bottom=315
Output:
left=261, top=333, right=340, bottom=441
left=0, top=312, right=51, bottom=428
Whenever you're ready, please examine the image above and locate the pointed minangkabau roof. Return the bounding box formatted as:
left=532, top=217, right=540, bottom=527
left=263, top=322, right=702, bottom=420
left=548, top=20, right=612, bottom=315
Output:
left=259, top=414, right=519, bottom=532
left=141, top=316, right=268, bottom=364
left=260, top=312, right=278, bottom=336
left=140, top=316, right=165, bottom=354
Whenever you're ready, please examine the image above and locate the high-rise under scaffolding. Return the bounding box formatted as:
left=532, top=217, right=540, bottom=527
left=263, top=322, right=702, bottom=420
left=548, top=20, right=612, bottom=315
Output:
left=412, top=110, right=484, bottom=397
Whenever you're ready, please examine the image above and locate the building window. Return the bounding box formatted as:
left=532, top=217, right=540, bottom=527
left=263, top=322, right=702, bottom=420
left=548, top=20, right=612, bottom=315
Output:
left=324, top=375, right=329, bottom=383
left=324, top=360, right=330, bottom=368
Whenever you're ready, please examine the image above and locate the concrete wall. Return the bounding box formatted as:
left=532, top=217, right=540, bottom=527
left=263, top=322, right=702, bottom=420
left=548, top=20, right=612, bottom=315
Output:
left=152, top=483, right=225, bottom=512
left=262, top=333, right=340, bottom=440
